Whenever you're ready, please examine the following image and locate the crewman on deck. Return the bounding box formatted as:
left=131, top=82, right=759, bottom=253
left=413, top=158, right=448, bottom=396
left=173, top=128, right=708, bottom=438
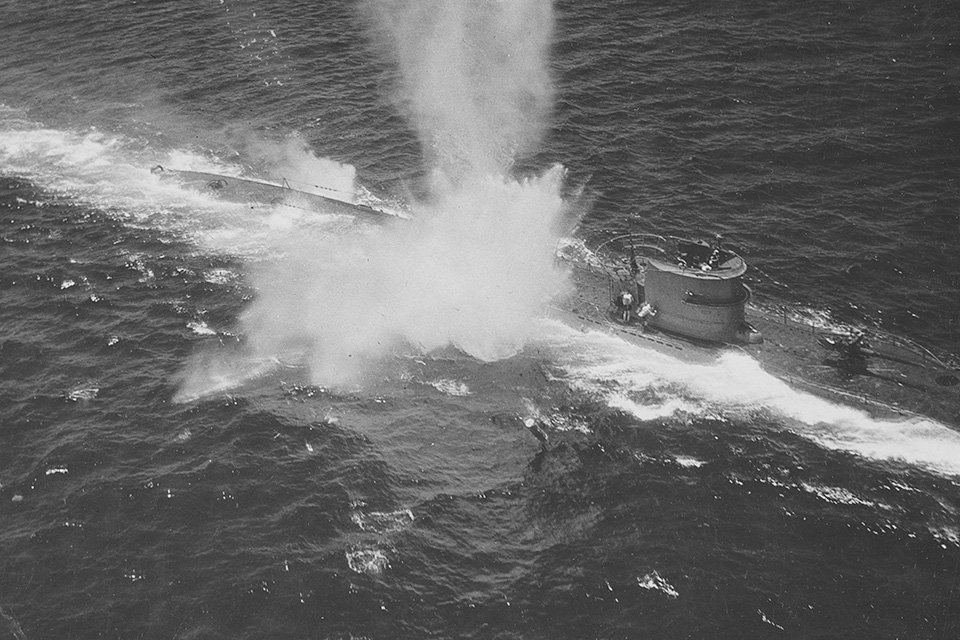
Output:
left=618, top=290, right=634, bottom=322
left=707, top=235, right=723, bottom=269
left=637, top=302, right=656, bottom=325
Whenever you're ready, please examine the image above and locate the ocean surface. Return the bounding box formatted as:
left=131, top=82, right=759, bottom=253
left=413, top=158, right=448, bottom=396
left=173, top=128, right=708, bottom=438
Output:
left=2, top=1, right=960, bottom=638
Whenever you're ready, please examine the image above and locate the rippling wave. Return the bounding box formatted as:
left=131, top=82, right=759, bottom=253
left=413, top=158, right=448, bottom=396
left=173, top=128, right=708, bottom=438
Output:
left=2, top=1, right=959, bottom=638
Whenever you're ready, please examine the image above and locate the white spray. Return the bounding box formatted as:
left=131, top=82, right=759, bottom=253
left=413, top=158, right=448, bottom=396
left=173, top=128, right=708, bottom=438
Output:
left=223, top=133, right=359, bottom=203
left=367, top=0, right=556, bottom=179
left=178, top=0, right=569, bottom=393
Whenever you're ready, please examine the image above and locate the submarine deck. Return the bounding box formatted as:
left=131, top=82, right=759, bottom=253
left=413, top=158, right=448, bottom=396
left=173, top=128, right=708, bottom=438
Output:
left=561, top=261, right=960, bottom=427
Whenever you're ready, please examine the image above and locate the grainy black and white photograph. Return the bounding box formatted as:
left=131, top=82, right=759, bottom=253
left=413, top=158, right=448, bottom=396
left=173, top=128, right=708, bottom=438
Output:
left=1, top=1, right=959, bottom=638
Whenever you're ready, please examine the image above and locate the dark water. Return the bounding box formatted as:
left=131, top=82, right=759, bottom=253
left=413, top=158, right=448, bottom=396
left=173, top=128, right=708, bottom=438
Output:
left=2, top=1, right=960, bottom=638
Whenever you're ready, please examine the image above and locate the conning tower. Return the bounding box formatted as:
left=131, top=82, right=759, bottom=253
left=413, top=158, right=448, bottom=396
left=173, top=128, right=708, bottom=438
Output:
left=601, top=235, right=762, bottom=346
left=643, top=238, right=761, bottom=344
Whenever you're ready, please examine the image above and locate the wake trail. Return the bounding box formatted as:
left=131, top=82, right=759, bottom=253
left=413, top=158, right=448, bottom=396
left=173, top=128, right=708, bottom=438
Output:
left=537, top=318, right=960, bottom=478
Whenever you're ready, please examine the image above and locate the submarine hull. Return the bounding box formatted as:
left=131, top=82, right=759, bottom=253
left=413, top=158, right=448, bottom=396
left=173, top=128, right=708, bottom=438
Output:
left=151, top=166, right=393, bottom=220
left=560, top=257, right=960, bottom=427
left=153, top=167, right=960, bottom=426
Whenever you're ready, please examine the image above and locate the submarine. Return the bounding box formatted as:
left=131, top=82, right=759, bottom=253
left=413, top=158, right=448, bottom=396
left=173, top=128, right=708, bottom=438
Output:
left=557, top=233, right=960, bottom=428
left=153, top=165, right=959, bottom=427
left=150, top=165, right=401, bottom=220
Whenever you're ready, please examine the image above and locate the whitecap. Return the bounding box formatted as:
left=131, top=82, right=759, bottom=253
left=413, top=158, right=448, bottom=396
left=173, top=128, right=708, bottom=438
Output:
left=427, top=378, right=471, bottom=396
left=930, top=525, right=959, bottom=549
left=674, top=455, right=706, bottom=468
left=346, top=548, right=390, bottom=575
left=799, top=482, right=893, bottom=511
left=203, top=268, right=238, bottom=285
left=758, top=609, right=785, bottom=631
left=636, top=570, right=679, bottom=598
left=66, top=386, right=98, bottom=401
left=351, top=508, right=415, bottom=534
left=187, top=321, right=217, bottom=336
